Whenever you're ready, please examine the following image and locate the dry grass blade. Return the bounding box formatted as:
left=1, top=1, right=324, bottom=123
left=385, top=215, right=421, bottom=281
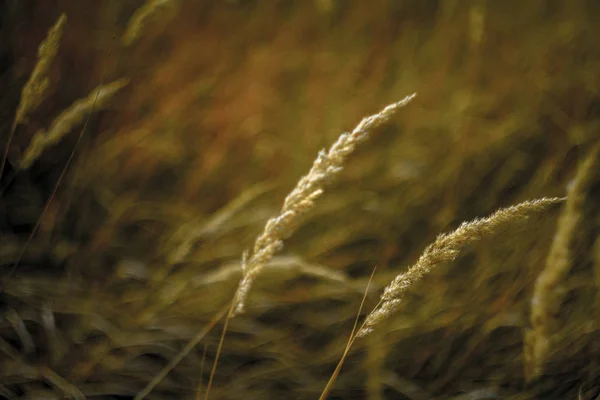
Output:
left=39, top=366, right=85, bottom=400
left=122, top=0, right=176, bottom=46
left=358, top=197, right=565, bottom=337
left=525, top=144, right=600, bottom=381
left=192, top=255, right=347, bottom=287
left=0, top=338, right=84, bottom=400
left=232, top=93, right=416, bottom=315
left=203, top=300, right=236, bottom=400
left=195, top=344, right=207, bottom=400
left=134, top=304, right=229, bottom=400
left=5, top=309, right=34, bottom=355
left=0, top=13, right=66, bottom=179
left=319, top=267, right=377, bottom=400
left=20, top=78, right=129, bottom=169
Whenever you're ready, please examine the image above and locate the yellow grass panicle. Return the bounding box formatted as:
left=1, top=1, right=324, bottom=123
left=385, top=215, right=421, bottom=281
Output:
left=358, top=197, right=565, bottom=337
left=122, top=0, right=177, bottom=46
left=20, top=78, right=129, bottom=170
left=525, top=144, right=600, bottom=381
left=0, top=13, right=67, bottom=179
left=233, top=93, right=417, bottom=315
left=14, top=13, right=67, bottom=127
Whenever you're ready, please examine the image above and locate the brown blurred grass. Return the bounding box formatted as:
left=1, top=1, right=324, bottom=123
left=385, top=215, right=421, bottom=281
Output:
left=1, top=0, right=599, bottom=399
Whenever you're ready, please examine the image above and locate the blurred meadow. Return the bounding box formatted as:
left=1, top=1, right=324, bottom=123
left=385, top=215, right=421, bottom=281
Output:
left=0, top=0, right=599, bottom=399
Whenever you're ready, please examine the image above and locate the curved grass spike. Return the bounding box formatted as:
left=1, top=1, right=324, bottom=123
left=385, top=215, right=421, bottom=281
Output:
left=20, top=79, right=129, bottom=170
left=358, top=197, right=565, bottom=337
left=122, top=0, right=177, bottom=46
left=525, top=144, right=600, bottom=381
left=232, top=93, right=417, bottom=316
left=0, top=13, right=66, bottom=189
left=184, top=95, right=416, bottom=400
left=318, top=197, right=565, bottom=399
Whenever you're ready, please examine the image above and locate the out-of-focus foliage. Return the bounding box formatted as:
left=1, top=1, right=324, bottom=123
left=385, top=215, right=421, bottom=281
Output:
left=0, top=0, right=599, bottom=399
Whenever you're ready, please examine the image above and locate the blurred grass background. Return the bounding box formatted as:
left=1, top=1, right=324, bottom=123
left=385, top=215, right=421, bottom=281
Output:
left=0, top=0, right=599, bottom=399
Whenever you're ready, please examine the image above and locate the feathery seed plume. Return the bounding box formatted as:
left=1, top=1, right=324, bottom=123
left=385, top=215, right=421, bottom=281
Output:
left=0, top=13, right=67, bottom=179
left=20, top=79, right=129, bottom=169
left=14, top=13, right=67, bottom=127
left=233, top=93, right=417, bottom=315
left=358, top=197, right=564, bottom=337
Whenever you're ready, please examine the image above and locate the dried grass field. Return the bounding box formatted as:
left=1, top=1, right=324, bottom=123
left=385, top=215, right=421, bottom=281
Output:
left=0, top=1, right=599, bottom=399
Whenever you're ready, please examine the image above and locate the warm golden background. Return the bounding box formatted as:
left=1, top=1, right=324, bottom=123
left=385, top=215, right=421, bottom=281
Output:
left=1, top=0, right=599, bottom=399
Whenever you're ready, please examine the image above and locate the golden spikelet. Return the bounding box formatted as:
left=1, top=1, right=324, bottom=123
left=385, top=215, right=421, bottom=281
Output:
left=1, top=13, right=66, bottom=178
left=20, top=79, right=129, bottom=169
left=122, top=0, right=177, bottom=46
left=525, top=144, right=600, bottom=381
left=232, top=93, right=417, bottom=315
left=358, top=197, right=565, bottom=337
left=14, top=13, right=67, bottom=127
